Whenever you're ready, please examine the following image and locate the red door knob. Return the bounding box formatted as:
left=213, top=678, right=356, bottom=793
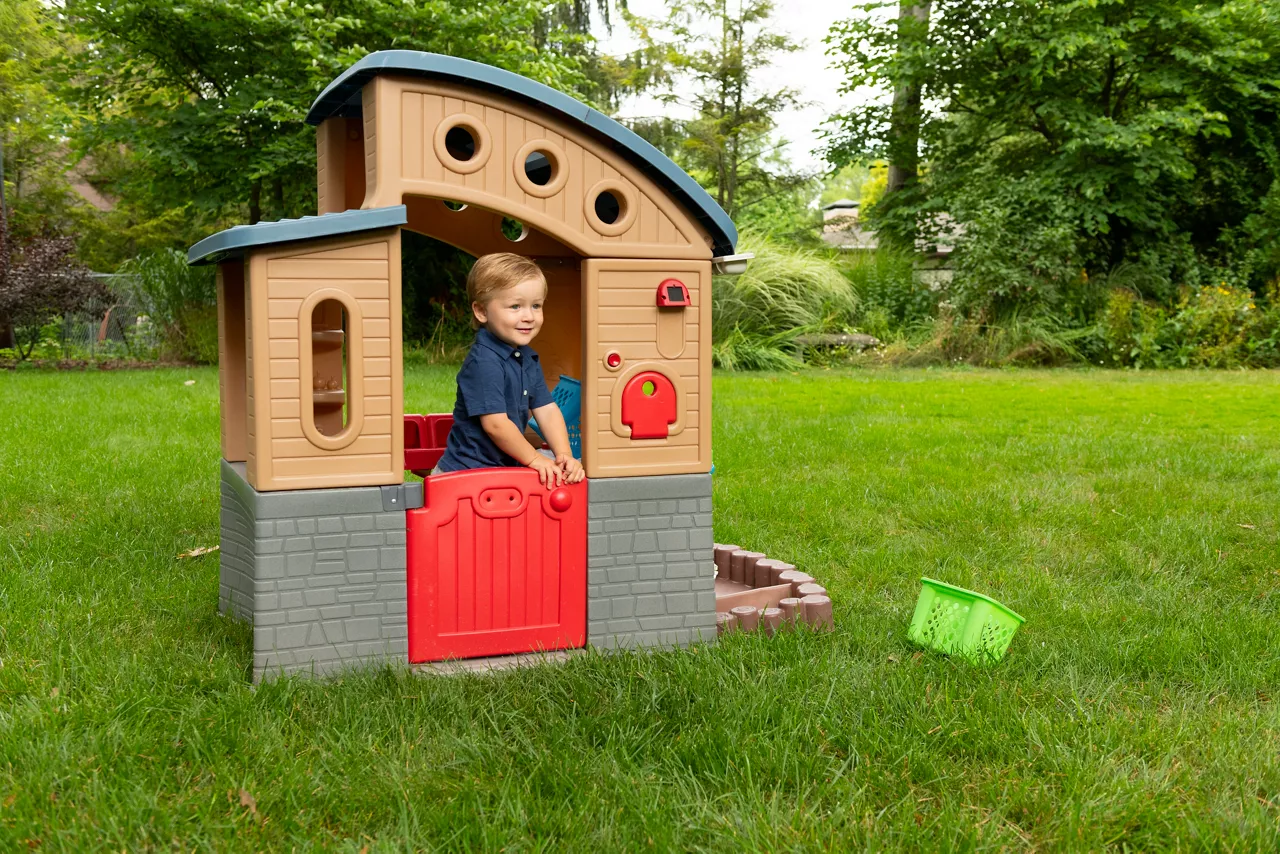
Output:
left=549, top=488, right=573, bottom=512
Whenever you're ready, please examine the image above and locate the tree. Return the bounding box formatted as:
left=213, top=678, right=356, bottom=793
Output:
left=884, top=2, right=930, bottom=205
left=1, top=0, right=84, bottom=242
left=623, top=0, right=810, bottom=220
left=827, top=0, right=1280, bottom=309
left=1, top=0, right=90, bottom=346
left=61, top=0, right=602, bottom=229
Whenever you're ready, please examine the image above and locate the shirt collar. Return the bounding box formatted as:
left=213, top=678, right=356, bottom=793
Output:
left=475, top=327, right=521, bottom=360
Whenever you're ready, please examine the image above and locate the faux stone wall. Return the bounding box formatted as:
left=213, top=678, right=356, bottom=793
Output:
left=219, top=460, right=416, bottom=680
left=587, top=474, right=717, bottom=650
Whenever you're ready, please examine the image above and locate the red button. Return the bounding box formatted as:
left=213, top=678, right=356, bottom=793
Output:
left=606, top=352, right=622, bottom=368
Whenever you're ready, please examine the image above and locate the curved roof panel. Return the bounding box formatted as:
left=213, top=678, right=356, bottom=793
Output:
left=306, top=50, right=737, bottom=257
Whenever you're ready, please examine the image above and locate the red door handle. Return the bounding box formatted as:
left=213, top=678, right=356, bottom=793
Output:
left=549, top=488, right=572, bottom=512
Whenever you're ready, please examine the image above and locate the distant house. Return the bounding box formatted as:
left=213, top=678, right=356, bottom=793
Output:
left=820, top=199, right=877, bottom=250
left=819, top=198, right=959, bottom=289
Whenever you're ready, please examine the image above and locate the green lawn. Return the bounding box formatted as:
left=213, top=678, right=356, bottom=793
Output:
left=2, top=366, right=1279, bottom=850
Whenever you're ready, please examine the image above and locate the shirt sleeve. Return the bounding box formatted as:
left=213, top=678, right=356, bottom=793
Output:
left=457, top=352, right=508, bottom=417
left=528, top=362, right=555, bottom=410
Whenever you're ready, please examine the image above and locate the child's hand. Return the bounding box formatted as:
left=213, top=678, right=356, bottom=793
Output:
left=555, top=454, right=585, bottom=484
left=527, top=453, right=564, bottom=488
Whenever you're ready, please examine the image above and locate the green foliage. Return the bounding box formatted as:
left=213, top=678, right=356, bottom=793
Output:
left=1095, top=282, right=1280, bottom=369
left=55, top=0, right=603, bottom=269
left=400, top=231, right=474, bottom=360
left=827, top=0, right=1280, bottom=310
left=711, top=230, right=855, bottom=369
left=623, top=0, right=811, bottom=220
left=839, top=248, right=931, bottom=338
left=884, top=310, right=1090, bottom=367
left=118, top=249, right=217, bottom=363
left=819, top=163, right=871, bottom=207
left=0, top=0, right=88, bottom=242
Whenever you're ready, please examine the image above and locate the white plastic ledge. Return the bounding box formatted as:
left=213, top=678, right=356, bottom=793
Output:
left=712, top=253, right=753, bottom=276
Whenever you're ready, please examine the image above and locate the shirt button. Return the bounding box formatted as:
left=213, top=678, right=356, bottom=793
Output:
left=524, top=390, right=528, bottom=396
left=514, top=351, right=521, bottom=358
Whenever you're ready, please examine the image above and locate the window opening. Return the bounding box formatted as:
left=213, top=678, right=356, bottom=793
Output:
left=311, top=299, right=349, bottom=436
left=524, top=151, right=554, bottom=185
left=501, top=217, right=527, bottom=242
left=442, top=200, right=466, bottom=211
left=594, top=191, right=622, bottom=225
left=445, top=126, right=476, bottom=161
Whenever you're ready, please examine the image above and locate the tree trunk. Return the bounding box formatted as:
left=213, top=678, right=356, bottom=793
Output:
left=249, top=180, right=262, bottom=224
left=885, top=2, right=931, bottom=198
left=272, top=176, right=286, bottom=221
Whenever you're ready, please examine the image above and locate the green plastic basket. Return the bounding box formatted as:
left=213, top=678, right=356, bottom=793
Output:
left=908, top=577, right=1025, bottom=663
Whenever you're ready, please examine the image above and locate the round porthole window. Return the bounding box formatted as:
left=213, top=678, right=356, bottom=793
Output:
left=513, top=140, right=569, bottom=198
left=501, top=217, right=527, bottom=242
left=584, top=179, right=637, bottom=236
left=595, top=191, right=621, bottom=224
left=525, top=151, right=553, bottom=185
left=445, top=126, right=476, bottom=161
left=433, top=115, right=492, bottom=175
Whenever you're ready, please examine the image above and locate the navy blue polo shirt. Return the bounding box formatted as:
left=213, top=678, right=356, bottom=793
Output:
left=436, top=327, right=555, bottom=472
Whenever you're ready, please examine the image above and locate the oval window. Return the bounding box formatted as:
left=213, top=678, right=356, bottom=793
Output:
left=524, top=150, right=554, bottom=186
left=501, top=217, right=527, bottom=242
left=594, top=190, right=622, bottom=225
left=310, top=299, right=348, bottom=437
left=445, top=126, right=476, bottom=161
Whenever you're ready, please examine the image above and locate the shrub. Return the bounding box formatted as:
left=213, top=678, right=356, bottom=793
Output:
left=1097, top=289, right=1169, bottom=368
left=839, top=248, right=934, bottom=338
left=0, top=233, right=109, bottom=361
left=1166, top=284, right=1259, bottom=368
left=117, top=249, right=217, bottom=362
left=711, top=230, right=855, bottom=369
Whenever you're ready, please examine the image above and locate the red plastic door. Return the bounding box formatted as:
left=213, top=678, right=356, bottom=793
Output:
left=406, top=468, right=586, bottom=663
left=620, top=371, right=678, bottom=439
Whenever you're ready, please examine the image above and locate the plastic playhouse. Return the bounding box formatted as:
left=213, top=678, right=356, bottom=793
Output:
left=191, top=50, right=774, bottom=680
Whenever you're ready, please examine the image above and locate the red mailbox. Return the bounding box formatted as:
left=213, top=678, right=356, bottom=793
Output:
left=656, top=278, right=690, bottom=308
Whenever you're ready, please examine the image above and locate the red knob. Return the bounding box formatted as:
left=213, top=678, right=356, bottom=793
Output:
left=549, top=488, right=572, bottom=512
left=606, top=351, right=622, bottom=369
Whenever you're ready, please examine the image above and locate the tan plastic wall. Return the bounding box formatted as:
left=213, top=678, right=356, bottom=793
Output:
left=217, top=260, right=248, bottom=462
left=244, top=228, right=404, bottom=491
left=342, top=75, right=714, bottom=260
left=317, top=117, right=368, bottom=213
left=582, top=259, right=712, bottom=478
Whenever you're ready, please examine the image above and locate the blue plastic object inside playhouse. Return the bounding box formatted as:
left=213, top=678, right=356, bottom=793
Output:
left=530, top=376, right=582, bottom=458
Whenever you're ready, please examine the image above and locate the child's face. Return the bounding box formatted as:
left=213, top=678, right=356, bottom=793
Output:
left=473, top=277, right=546, bottom=348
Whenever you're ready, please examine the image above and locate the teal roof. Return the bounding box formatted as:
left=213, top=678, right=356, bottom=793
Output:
left=188, top=206, right=407, bottom=266
left=306, top=51, right=737, bottom=257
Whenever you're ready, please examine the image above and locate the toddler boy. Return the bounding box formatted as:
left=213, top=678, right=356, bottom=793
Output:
left=435, top=253, right=585, bottom=488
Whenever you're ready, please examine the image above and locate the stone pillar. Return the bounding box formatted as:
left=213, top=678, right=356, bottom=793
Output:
left=219, top=459, right=419, bottom=680
left=586, top=474, right=717, bottom=650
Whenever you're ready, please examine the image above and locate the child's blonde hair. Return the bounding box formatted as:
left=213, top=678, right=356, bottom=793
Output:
left=467, top=253, right=547, bottom=329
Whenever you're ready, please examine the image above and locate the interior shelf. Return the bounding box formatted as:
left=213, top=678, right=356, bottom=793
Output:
left=312, top=329, right=345, bottom=347
left=312, top=390, right=346, bottom=406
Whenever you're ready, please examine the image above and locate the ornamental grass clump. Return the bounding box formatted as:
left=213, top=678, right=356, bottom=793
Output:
left=711, top=230, right=856, bottom=369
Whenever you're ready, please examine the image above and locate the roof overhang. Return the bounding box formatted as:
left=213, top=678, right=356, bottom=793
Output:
left=306, top=51, right=737, bottom=257
left=188, top=206, right=408, bottom=266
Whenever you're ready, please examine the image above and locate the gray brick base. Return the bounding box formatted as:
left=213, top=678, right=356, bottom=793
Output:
left=587, top=474, right=717, bottom=650
left=220, top=460, right=410, bottom=680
